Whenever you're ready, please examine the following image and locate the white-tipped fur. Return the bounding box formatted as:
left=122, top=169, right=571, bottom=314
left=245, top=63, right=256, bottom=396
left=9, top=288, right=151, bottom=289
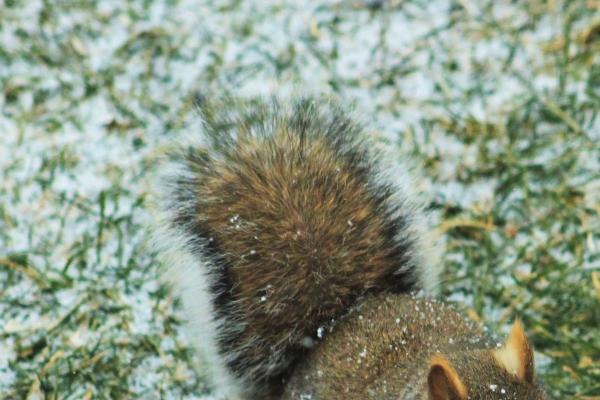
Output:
left=148, top=158, right=244, bottom=399
left=375, top=144, right=442, bottom=295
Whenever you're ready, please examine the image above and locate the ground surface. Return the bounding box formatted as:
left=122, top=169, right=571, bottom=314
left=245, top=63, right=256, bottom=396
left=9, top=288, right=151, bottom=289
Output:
left=1, top=0, right=599, bottom=398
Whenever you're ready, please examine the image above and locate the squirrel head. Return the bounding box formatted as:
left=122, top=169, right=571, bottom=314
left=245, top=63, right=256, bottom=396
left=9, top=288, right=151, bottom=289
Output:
left=427, top=320, right=548, bottom=400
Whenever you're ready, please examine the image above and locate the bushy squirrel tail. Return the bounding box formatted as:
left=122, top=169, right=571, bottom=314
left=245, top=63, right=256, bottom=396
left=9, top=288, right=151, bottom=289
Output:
left=151, top=97, right=439, bottom=398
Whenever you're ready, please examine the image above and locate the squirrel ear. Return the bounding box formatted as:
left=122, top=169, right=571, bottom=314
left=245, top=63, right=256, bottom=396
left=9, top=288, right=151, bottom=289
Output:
left=493, top=319, right=535, bottom=383
left=427, top=354, right=468, bottom=400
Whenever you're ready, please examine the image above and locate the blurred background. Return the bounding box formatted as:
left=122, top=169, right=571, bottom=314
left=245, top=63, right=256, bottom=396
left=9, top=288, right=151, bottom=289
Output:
left=0, top=0, right=599, bottom=398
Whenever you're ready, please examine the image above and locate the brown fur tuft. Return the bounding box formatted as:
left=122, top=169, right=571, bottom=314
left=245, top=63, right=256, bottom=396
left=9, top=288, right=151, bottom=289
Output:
left=162, top=98, right=426, bottom=396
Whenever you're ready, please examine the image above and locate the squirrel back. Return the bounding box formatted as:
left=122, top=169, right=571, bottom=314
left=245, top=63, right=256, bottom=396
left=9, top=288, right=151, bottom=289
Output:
left=152, top=97, right=439, bottom=398
left=283, top=293, right=548, bottom=400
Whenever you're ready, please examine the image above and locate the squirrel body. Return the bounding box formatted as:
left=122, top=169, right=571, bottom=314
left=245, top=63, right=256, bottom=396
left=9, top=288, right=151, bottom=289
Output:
left=152, top=98, right=547, bottom=399
left=283, top=293, right=546, bottom=400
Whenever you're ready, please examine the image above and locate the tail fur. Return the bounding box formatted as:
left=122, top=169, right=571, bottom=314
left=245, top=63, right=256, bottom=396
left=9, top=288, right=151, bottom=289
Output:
left=151, top=97, right=439, bottom=398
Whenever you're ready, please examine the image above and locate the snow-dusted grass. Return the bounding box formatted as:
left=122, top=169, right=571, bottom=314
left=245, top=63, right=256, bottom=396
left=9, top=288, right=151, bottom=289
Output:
left=1, top=0, right=598, bottom=398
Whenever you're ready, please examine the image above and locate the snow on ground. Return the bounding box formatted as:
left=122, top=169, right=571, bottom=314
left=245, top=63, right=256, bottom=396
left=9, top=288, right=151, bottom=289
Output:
left=1, top=0, right=598, bottom=398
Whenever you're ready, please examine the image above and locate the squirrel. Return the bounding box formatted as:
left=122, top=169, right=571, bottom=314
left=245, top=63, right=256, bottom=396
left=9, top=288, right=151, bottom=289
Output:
left=151, top=97, right=548, bottom=399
